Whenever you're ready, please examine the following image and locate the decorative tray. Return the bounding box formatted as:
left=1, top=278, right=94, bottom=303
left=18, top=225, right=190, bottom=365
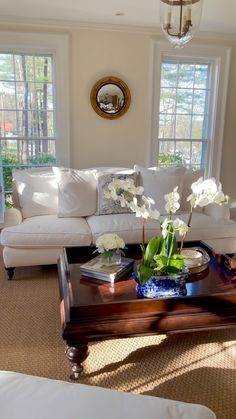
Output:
left=181, top=247, right=210, bottom=274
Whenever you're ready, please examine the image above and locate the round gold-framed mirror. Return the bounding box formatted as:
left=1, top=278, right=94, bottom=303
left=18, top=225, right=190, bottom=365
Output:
left=90, top=76, right=131, bottom=119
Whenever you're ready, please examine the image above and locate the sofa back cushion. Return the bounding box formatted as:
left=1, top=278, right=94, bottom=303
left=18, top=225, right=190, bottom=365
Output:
left=53, top=167, right=97, bottom=217
left=13, top=168, right=58, bottom=218
left=134, top=165, right=186, bottom=215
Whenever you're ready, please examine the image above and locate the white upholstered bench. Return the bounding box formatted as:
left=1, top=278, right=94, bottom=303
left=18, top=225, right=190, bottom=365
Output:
left=0, top=371, right=215, bottom=419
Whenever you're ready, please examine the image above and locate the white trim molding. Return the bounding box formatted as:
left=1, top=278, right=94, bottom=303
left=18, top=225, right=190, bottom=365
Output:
left=149, top=40, right=231, bottom=180
left=0, top=31, right=70, bottom=167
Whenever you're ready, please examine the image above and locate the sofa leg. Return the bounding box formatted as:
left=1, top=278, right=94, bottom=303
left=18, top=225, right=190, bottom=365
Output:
left=5, top=267, right=15, bottom=280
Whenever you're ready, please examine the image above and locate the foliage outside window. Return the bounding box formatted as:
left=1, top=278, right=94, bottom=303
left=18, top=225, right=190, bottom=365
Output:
left=158, top=59, right=211, bottom=170
left=0, top=52, right=56, bottom=203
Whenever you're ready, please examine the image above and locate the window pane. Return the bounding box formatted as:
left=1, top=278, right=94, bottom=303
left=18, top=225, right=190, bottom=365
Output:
left=159, top=114, right=175, bottom=139
left=191, top=116, right=205, bottom=139
left=160, top=88, right=176, bottom=113
left=176, top=89, right=193, bottom=114
left=175, top=141, right=191, bottom=165
left=0, top=82, right=16, bottom=109
left=0, top=54, right=14, bottom=81
left=191, top=142, right=203, bottom=165
left=161, top=62, right=178, bottom=87
left=194, top=64, right=209, bottom=89
left=1, top=139, right=56, bottom=191
left=0, top=111, right=17, bottom=137
left=35, top=56, right=52, bottom=82
left=35, top=83, right=54, bottom=110
left=16, top=82, right=36, bottom=110
left=1, top=139, right=56, bottom=164
left=158, top=141, right=185, bottom=166
left=175, top=115, right=191, bottom=139
left=17, top=110, right=54, bottom=138
left=15, top=54, right=34, bottom=81
left=178, top=64, right=195, bottom=88
left=193, top=90, right=207, bottom=114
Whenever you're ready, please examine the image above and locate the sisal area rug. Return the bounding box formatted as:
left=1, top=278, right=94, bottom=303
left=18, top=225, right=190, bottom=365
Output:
left=0, top=259, right=235, bottom=419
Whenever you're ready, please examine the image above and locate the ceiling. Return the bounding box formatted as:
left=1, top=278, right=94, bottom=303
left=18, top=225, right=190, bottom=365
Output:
left=1, top=0, right=236, bottom=35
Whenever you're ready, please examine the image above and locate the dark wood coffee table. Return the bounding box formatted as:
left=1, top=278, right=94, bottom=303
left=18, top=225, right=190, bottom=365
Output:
left=57, top=244, right=236, bottom=380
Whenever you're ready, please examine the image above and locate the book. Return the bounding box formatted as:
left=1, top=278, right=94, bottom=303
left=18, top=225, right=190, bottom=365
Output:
left=79, top=255, right=134, bottom=282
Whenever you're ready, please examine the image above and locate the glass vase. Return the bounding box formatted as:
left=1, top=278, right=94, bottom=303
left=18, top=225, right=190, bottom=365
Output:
left=132, top=269, right=188, bottom=299
left=99, top=250, right=121, bottom=266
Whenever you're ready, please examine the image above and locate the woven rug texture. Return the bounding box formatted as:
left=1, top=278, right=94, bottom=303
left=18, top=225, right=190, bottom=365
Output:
left=0, top=261, right=235, bottom=419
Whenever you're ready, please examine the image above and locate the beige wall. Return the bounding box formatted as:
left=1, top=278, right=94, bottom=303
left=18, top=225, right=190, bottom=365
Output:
left=0, top=23, right=235, bottom=197
left=70, top=29, right=150, bottom=169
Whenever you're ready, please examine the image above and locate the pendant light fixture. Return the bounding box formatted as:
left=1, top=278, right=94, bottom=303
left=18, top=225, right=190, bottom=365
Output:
left=160, top=0, right=203, bottom=48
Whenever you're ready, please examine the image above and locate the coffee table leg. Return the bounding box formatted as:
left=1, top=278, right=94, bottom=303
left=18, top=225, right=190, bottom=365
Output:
left=65, top=344, right=89, bottom=380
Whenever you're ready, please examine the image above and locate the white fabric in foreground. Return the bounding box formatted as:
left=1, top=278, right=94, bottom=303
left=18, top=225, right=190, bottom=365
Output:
left=0, top=371, right=216, bottom=419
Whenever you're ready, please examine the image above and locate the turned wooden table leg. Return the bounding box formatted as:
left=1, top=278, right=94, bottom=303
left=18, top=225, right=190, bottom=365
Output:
left=65, top=344, right=89, bottom=380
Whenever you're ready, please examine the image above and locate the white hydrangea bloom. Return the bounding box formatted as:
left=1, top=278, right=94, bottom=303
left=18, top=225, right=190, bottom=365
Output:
left=96, top=233, right=125, bottom=253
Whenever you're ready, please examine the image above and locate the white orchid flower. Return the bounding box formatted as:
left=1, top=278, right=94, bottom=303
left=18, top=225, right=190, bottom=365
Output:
left=161, top=218, right=170, bottom=239
left=173, top=218, right=189, bottom=236
left=187, top=177, right=228, bottom=209
left=149, top=209, right=160, bottom=220
left=164, top=186, right=180, bottom=214
left=142, top=195, right=154, bottom=205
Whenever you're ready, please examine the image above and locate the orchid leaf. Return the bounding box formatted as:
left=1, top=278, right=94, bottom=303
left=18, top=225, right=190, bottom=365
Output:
left=139, top=265, right=155, bottom=285
left=168, top=256, right=184, bottom=272
left=153, top=255, right=168, bottom=273
left=144, top=236, right=163, bottom=267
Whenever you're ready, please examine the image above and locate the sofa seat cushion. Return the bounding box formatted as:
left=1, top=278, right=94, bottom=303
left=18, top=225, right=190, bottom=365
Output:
left=87, top=212, right=236, bottom=245
left=87, top=213, right=160, bottom=244
left=177, top=211, right=236, bottom=241
left=0, top=371, right=216, bottom=419
left=1, top=215, right=92, bottom=248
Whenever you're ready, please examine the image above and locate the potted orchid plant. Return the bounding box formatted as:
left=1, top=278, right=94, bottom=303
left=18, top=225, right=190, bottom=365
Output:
left=104, top=176, right=228, bottom=295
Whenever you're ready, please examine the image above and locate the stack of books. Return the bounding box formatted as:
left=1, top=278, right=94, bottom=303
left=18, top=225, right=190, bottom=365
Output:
left=79, top=255, right=134, bottom=282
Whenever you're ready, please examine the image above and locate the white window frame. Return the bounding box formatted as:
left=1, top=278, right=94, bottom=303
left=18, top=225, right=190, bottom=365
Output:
left=149, top=41, right=231, bottom=180
left=0, top=31, right=70, bottom=167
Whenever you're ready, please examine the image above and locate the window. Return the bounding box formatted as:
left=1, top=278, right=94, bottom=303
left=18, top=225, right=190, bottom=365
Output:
left=0, top=52, right=56, bottom=195
left=159, top=59, right=210, bottom=170
left=0, top=32, right=69, bottom=201
left=150, top=42, right=231, bottom=179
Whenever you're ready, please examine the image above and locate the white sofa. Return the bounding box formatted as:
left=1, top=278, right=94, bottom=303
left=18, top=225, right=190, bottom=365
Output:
left=1, top=165, right=235, bottom=279
left=0, top=371, right=216, bottom=419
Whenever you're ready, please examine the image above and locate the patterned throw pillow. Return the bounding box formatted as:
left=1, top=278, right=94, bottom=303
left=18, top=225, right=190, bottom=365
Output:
left=96, top=172, right=138, bottom=215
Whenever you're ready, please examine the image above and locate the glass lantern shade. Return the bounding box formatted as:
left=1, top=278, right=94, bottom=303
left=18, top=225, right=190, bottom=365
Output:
left=160, top=0, right=203, bottom=48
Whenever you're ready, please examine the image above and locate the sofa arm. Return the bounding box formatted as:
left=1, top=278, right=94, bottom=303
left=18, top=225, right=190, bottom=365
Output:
left=204, top=203, right=230, bottom=221
left=1, top=207, right=23, bottom=228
